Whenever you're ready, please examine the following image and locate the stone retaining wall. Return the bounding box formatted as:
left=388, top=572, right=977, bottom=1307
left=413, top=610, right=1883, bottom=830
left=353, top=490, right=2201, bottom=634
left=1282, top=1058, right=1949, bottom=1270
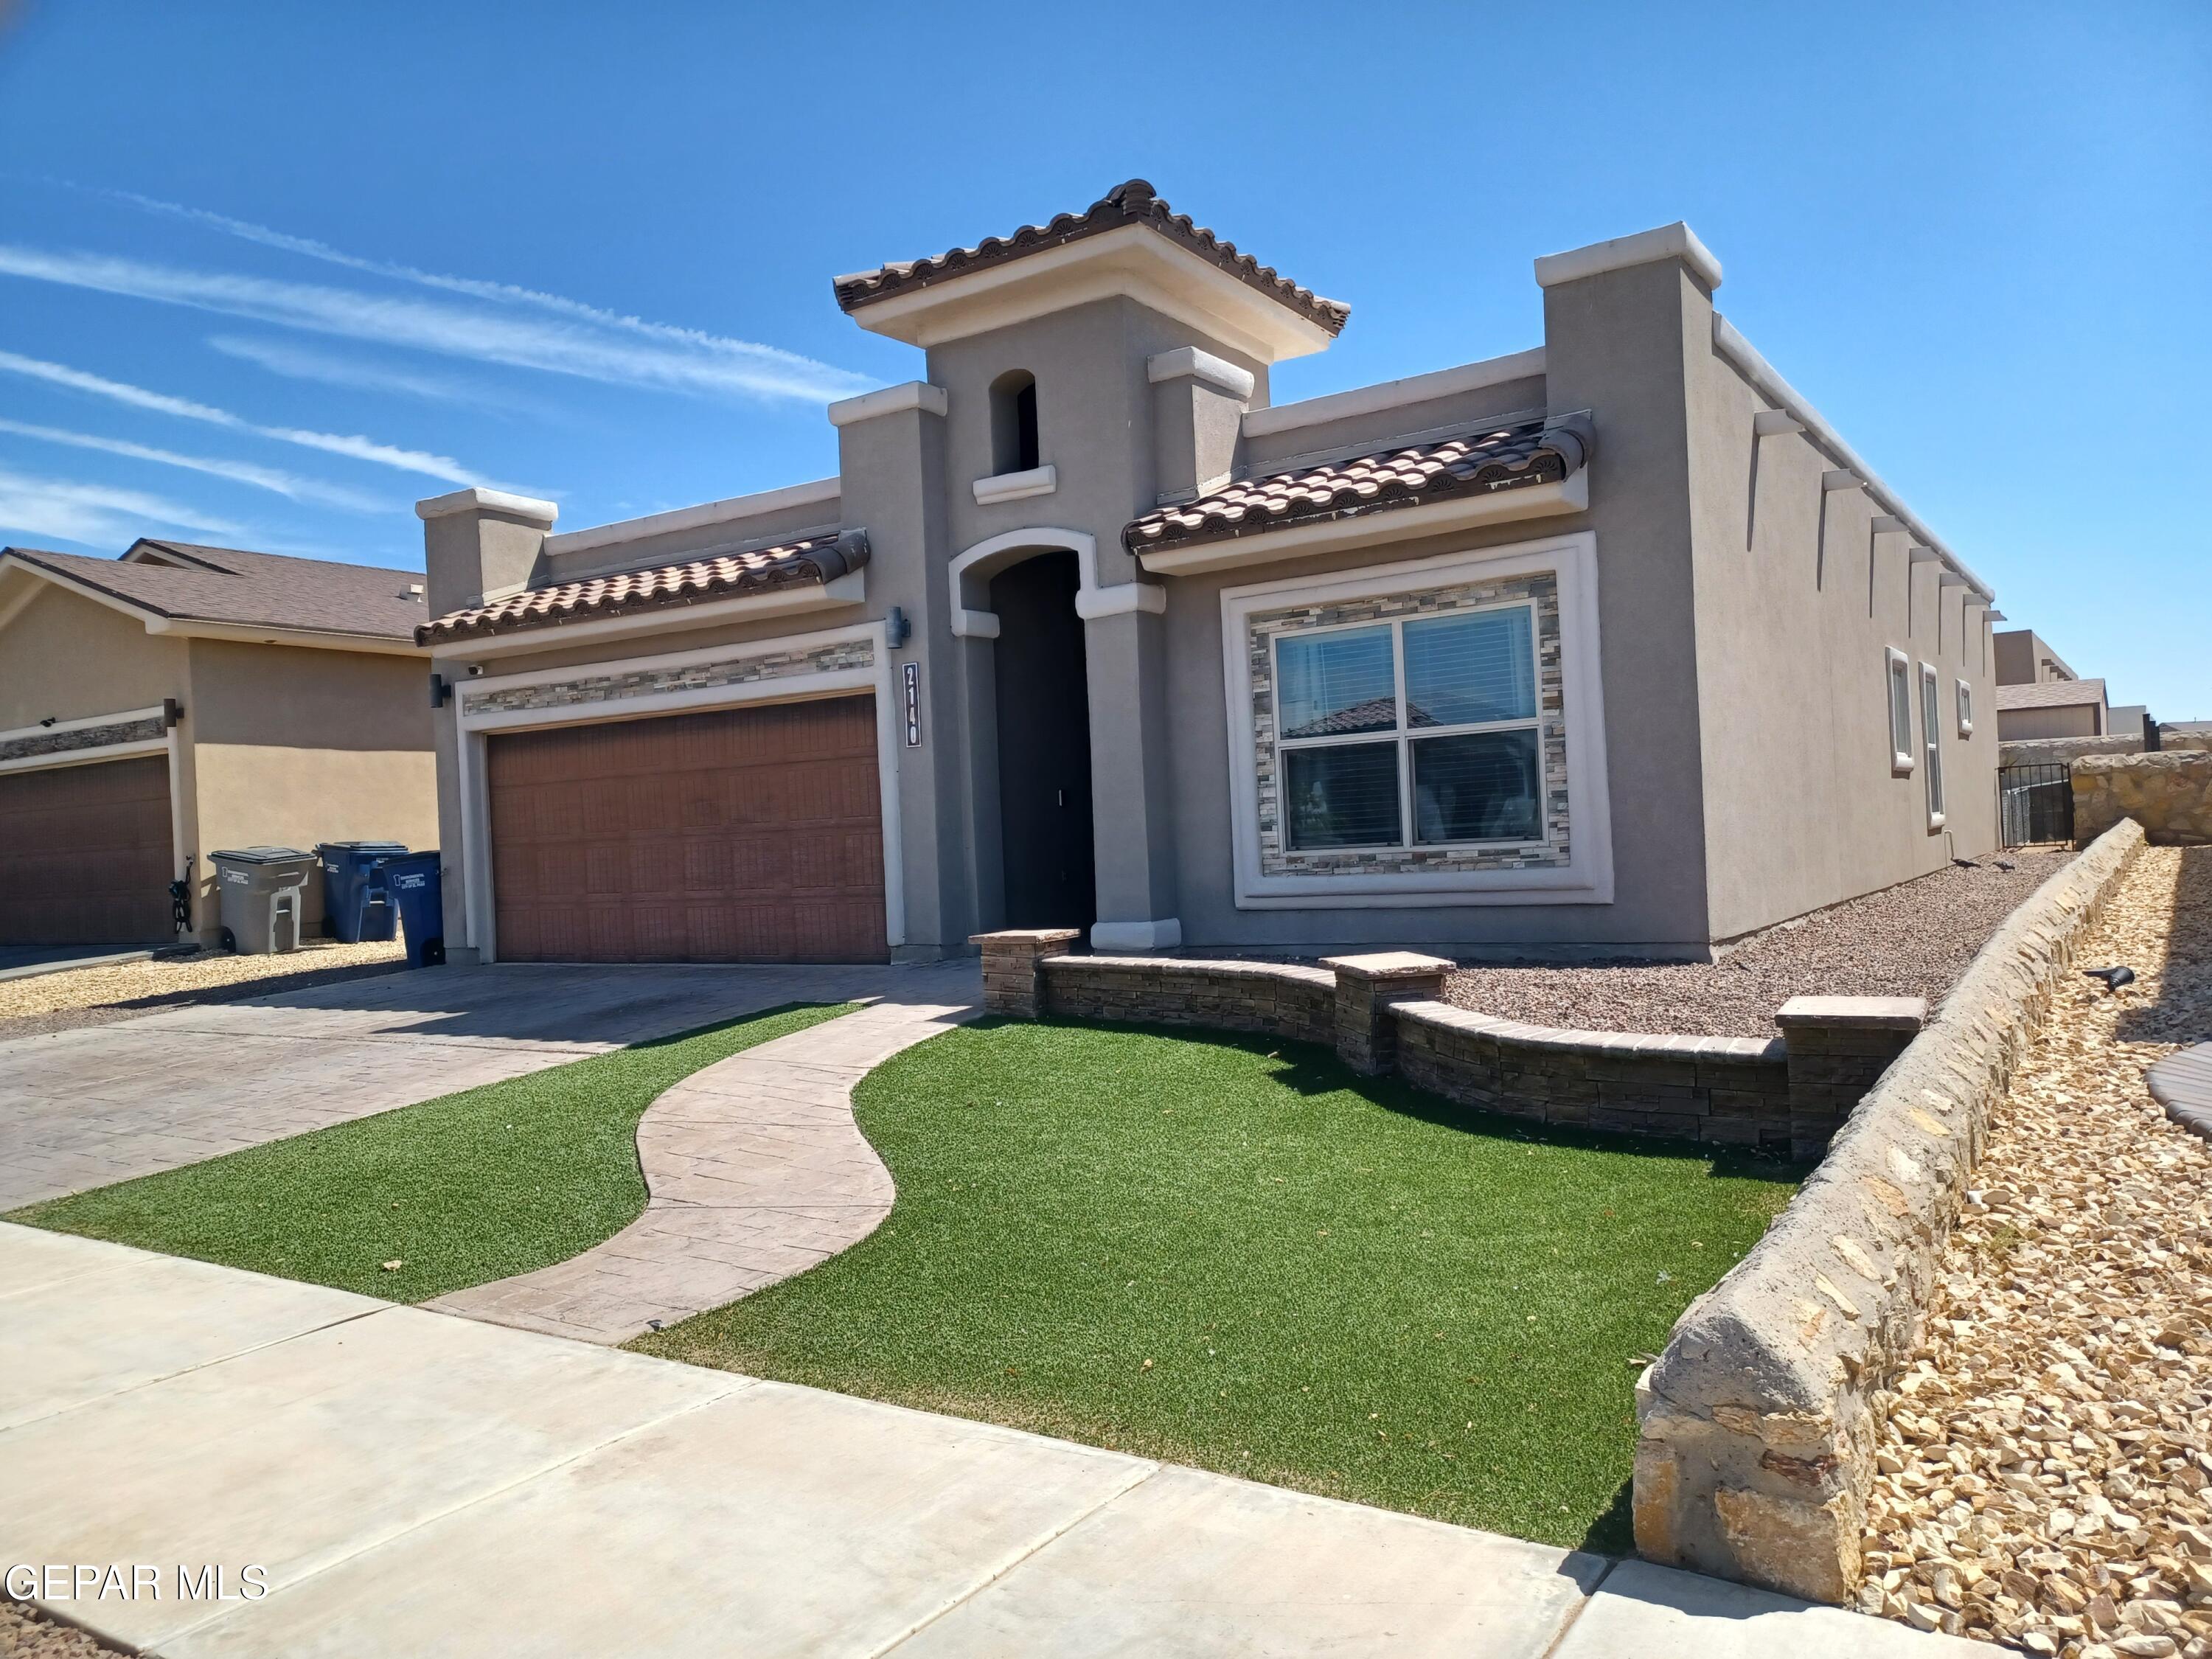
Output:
left=970, top=937, right=1921, bottom=1161
left=2075, top=751, right=2212, bottom=848
left=1997, top=733, right=2141, bottom=768
left=1630, top=819, right=2146, bottom=1605
left=1040, top=955, right=1335, bottom=1047
left=1392, top=1004, right=1792, bottom=1151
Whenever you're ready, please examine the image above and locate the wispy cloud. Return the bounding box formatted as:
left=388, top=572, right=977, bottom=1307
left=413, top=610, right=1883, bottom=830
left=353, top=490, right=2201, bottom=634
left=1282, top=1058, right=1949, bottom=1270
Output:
left=0, top=349, right=492, bottom=487
left=0, top=238, right=874, bottom=403
left=0, top=464, right=246, bottom=547
left=0, top=417, right=391, bottom=512
left=206, top=334, right=548, bottom=416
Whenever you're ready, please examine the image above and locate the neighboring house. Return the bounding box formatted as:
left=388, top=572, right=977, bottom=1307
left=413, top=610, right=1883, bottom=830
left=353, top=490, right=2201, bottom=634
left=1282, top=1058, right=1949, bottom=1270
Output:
left=1992, top=627, right=2079, bottom=690
left=0, top=540, right=438, bottom=946
left=1995, top=677, right=2111, bottom=742
left=414, top=181, right=1999, bottom=967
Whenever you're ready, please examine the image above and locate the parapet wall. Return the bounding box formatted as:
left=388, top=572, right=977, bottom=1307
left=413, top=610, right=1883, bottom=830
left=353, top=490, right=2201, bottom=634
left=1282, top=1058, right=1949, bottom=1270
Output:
left=1630, top=819, right=2145, bottom=1604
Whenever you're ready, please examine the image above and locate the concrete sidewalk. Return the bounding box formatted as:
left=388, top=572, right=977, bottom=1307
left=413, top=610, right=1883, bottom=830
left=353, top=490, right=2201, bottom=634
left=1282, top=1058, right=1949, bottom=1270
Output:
left=2, top=1225, right=1975, bottom=1658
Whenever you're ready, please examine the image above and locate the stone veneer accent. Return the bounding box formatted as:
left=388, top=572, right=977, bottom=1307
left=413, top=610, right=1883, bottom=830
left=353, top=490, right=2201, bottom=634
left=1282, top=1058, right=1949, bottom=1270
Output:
left=1631, top=820, right=2147, bottom=1607
left=1036, top=953, right=1336, bottom=1046
left=462, top=638, right=875, bottom=718
left=2073, top=751, right=2212, bottom=849
left=1996, top=733, right=2142, bottom=768
left=1245, top=572, right=1570, bottom=877
left=0, top=714, right=165, bottom=766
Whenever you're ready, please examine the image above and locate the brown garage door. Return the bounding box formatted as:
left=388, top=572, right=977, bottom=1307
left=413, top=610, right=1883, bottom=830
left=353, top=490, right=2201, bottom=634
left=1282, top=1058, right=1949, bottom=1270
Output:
left=0, top=756, right=174, bottom=945
left=487, top=696, right=888, bottom=964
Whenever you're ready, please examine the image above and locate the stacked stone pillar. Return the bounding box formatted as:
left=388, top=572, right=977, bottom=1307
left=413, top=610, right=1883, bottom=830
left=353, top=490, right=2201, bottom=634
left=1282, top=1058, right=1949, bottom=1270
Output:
left=971, top=929, right=1083, bottom=1019
left=1319, top=953, right=1455, bottom=1075
left=1773, top=996, right=1924, bottom=1161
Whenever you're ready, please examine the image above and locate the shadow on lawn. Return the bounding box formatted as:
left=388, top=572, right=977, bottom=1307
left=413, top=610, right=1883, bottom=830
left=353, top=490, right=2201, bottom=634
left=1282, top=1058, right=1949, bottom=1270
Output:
left=1009, top=1016, right=1804, bottom=1186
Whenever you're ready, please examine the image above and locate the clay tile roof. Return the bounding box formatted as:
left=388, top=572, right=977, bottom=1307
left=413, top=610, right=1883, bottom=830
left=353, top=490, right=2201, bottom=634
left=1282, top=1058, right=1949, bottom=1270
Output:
left=1, top=540, right=430, bottom=641
left=832, top=179, right=1349, bottom=338
left=417, top=529, right=870, bottom=646
left=1995, top=677, right=2107, bottom=712
left=1124, top=414, right=1594, bottom=556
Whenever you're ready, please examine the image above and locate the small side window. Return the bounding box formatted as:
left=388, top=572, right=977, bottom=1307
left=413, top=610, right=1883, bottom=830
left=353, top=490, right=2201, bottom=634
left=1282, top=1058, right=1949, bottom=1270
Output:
left=1921, top=661, right=1946, bottom=828
left=1886, top=647, right=1914, bottom=774
left=1955, top=677, right=1974, bottom=739
left=990, top=370, right=1040, bottom=475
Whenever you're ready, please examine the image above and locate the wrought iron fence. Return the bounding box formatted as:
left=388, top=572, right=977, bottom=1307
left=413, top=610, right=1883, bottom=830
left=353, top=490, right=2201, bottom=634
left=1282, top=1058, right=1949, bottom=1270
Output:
left=1999, top=762, right=2073, bottom=846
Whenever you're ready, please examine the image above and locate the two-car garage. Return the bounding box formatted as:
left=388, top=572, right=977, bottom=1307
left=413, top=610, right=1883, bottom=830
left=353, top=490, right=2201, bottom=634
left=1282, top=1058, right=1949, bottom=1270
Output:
left=0, top=756, right=174, bottom=945
left=483, top=695, right=888, bottom=964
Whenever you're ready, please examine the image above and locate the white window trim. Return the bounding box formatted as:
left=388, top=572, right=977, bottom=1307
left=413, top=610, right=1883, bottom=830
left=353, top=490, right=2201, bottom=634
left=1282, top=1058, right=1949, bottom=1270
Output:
left=1921, top=660, right=1947, bottom=831
left=1955, top=676, right=1974, bottom=739
left=1270, top=598, right=1548, bottom=855
left=451, top=619, right=905, bottom=962
left=1885, top=647, right=1916, bottom=776
left=1220, top=530, right=1613, bottom=908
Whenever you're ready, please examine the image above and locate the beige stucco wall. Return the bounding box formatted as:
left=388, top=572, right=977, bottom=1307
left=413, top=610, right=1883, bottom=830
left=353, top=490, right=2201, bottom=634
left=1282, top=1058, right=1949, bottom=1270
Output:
left=1686, top=305, right=1997, bottom=943
left=0, top=582, right=188, bottom=728
left=180, top=641, right=436, bottom=937
left=1998, top=704, right=2099, bottom=741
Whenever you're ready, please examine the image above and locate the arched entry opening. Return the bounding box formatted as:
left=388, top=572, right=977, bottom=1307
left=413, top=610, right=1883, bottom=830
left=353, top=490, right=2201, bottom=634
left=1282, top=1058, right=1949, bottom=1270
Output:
left=988, top=550, right=1095, bottom=931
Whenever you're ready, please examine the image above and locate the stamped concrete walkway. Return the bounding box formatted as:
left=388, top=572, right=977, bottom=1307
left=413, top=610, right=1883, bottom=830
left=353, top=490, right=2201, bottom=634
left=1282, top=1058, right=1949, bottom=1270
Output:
left=0, top=961, right=952, bottom=1211
left=2, top=1223, right=1977, bottom=1658
left=427, top=961, right=979, bottom=1343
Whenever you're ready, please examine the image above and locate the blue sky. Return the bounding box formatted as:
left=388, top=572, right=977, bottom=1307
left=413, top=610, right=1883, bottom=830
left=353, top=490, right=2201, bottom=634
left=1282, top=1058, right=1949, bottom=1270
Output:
left=0, top=2, right=2204, bottom=714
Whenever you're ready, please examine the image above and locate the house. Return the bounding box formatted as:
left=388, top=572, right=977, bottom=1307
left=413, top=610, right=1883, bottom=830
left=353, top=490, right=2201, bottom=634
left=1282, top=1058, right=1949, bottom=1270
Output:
left=0, top=540, right=438, bottom=946
left=414, top=181, right=1999, bottom=967
left=1990, top=626, right=2141, bottom=744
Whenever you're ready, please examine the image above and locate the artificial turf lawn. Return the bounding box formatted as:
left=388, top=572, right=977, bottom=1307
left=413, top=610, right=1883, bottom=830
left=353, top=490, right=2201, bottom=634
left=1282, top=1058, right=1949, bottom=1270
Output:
left=630, top=1019, right=1798, bottom=1552
left=9, top=1001, right=854, bottom=1303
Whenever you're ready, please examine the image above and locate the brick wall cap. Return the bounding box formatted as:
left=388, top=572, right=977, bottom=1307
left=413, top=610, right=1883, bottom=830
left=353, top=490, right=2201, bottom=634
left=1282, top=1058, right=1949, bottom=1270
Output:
left=1771, top=995, right=1927, bottom=1031
left=971, top=929, right=1084, bottom=946
left=1321, top=951, right=1457, bottom=981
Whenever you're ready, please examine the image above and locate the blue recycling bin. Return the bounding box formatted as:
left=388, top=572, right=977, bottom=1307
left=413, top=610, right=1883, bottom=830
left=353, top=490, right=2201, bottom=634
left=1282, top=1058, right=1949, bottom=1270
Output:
left=317, top=841, right=408, bottom=942
left=384, top=851, right=447, bottom=967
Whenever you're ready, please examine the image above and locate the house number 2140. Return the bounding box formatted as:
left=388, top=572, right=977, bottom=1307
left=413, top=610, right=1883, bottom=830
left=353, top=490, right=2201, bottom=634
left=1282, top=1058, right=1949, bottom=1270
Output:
left=902, top=661, right=921, bottom=747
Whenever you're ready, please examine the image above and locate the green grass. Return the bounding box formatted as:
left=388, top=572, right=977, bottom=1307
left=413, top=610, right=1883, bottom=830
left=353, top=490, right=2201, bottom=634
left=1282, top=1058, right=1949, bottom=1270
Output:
left=631, top=1018, right=1797, bottom=1552
left=9, top=1002, right=855, bottom=1302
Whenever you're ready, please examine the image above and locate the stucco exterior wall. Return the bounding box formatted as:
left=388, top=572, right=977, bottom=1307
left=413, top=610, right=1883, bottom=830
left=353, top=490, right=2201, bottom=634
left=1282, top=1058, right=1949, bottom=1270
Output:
left=181, top=640, right=436, bottom=936
left=1997, top=703, right=2100, bottom=741
left=0, top=584, right=187, bottom=728
left=1684, top=316, right=1996, bottom=945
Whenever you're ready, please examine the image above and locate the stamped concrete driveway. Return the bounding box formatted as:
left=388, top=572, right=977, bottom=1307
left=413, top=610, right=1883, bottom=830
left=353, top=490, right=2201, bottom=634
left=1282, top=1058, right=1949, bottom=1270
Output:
left=0, top=961, right=961, bottom=1211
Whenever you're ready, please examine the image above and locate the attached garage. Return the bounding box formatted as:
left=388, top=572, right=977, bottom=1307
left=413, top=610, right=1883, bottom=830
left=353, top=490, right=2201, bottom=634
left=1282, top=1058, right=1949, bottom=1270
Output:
left=485, top=695, right=888, bottom=964
left=0, top=756, right=174, bottom=945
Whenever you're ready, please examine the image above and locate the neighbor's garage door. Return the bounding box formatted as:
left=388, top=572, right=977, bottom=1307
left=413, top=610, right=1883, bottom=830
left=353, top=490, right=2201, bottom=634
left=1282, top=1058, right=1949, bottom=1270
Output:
left=486, top=697, right=887, bottom=963
left=0, top=756, right=173, bottom=945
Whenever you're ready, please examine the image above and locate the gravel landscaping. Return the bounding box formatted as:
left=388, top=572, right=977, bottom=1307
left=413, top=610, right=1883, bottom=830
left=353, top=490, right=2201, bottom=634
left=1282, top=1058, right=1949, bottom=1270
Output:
left=1445, top=849, right=2073, bottom=1038
left=0, top=939, right=406, bottom=1042
left=1857, top=844, right=2212, bottom=1655
left=0, top=1598, right=119, bottom=1657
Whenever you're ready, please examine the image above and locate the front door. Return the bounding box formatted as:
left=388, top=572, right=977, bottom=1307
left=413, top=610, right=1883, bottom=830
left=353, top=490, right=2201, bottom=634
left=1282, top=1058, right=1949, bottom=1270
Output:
left=990, top=552, right=1096, bottom=932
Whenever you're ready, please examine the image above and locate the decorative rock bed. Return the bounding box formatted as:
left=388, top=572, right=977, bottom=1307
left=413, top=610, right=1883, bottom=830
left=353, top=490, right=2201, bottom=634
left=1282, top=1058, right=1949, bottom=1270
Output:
left=1631, top=820, right=2149, bottom=1607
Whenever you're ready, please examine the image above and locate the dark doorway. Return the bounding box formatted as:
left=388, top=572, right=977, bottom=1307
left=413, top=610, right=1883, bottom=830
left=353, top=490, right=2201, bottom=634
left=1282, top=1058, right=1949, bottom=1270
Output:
left=990, top=552, right=1096, bottom=931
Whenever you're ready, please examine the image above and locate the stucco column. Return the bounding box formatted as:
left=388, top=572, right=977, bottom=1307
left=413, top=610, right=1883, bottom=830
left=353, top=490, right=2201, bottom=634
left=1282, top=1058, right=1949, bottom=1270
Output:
left=1081, top=602, right=1179, bottom=950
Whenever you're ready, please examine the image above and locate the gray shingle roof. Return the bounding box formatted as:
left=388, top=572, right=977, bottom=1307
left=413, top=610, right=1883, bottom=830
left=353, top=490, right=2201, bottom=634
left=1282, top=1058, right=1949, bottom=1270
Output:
left=1995, top=678, right=2107, bottom=712
left=419, top=529, right=870, bottom=645
left=3, top=540, right=429, bottom=641
left=833, top=180, right=1349, bottom=338
left=1125, top=414, right=1593, bottom=556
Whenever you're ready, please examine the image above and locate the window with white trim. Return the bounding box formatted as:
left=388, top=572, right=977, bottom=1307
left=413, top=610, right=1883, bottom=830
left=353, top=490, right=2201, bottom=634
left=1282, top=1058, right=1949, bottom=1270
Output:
left=1273, top=603, right=1543, bottom=850
left=1955, top=677, right=1974, bottom=738
left=1885, top=647, right=1915, bottom=774
left=1921, top=661, right=1946, bottom=828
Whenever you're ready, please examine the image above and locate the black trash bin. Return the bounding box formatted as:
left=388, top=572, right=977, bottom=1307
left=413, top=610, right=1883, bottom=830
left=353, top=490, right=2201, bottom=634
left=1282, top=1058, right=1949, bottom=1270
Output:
left=317, top=841, right=408, bottom=942
left=385, top=851, right=446, bottom=967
